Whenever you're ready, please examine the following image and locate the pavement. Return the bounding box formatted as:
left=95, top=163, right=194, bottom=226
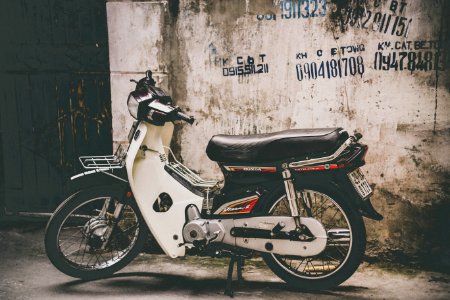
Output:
left=0, top=222, right=449, bottom=300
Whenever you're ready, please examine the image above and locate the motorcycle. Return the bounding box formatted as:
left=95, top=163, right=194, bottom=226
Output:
left=45, top=70, right=383, bottom=295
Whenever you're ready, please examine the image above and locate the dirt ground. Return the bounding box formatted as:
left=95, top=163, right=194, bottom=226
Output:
left=0, top=222, right=449, bottom=300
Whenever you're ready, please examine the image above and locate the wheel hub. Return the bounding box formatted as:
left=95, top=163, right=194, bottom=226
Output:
left=84, top=218, right=109, bottom=251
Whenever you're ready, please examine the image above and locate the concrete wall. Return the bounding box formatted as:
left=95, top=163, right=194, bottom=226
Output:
left=107, top=1, right=172, bottom=148
left=107, top=0, right=450, bottom=268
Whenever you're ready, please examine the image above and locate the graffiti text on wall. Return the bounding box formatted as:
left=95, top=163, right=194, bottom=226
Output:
left=374, top=40, right=447, bottom=72
left=295, top=44, right=365, bottom=81
left=257, top=0, right=327, bottom=21
left=331, top=0, right=412, bottom=38
left=222, top=55, right=269, bottom=77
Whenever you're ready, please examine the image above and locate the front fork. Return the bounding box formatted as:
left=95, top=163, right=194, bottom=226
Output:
left=99, top=198, right=124, bottom=249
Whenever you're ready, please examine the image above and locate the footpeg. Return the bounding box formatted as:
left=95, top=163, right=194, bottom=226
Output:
left=271, top=222, right=285, bottom=235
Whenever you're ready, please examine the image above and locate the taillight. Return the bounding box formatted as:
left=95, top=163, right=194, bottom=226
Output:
left=337, top=144, right=368, bottom=167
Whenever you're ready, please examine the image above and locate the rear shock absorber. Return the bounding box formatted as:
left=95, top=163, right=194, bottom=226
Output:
left=281, top=168, right=302, bottom=230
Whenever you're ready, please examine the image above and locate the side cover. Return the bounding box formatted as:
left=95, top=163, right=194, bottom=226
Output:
left=126, top=122, right=204, bottom=258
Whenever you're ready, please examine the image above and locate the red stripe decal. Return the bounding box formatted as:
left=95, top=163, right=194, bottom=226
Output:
left=225, top=166, right=277, bottom=172
left=294, top=164, right=339, bottom=172
left=219, top=197, right=259, bottom=215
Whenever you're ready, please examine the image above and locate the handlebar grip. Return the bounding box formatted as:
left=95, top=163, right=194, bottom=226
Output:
left=176, top=111, right=195, bottom=124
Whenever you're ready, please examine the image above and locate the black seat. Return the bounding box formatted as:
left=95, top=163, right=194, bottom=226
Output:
left=206, top=128, right=348, bottom=163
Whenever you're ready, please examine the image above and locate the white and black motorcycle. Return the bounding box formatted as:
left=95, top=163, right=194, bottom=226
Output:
left=45, top=70, right=382, bottom=295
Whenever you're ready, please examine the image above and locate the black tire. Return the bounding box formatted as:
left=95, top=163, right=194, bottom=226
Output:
left=45, top=186, right=149, bottom=280
left=262, top=185, right=366, bottom=291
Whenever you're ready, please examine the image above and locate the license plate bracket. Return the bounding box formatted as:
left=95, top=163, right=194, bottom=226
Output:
left=348, top=168, right=373, bottom=199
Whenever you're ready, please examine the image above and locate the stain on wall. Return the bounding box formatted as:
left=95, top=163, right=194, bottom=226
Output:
left=107, top=0, right=450, bottom=269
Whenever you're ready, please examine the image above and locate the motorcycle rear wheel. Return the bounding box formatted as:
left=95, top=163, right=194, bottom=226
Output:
left=45, top=186, right=148, bottom=280
left=262, top=186, right=366, bottom=291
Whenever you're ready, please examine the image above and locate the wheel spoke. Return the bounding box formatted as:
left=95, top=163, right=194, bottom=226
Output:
left=79, top=239, right=89, bottom=265
left=60, top=225, right=85, bottom=230
left=119, top=223, right=138, bottom=233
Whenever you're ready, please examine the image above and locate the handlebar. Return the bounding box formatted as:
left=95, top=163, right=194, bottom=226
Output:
left=130, top=70, right=156, bottom=89
left=176, top=111, right=195, bottom=125
left=129, top=70, right=195, bottom=125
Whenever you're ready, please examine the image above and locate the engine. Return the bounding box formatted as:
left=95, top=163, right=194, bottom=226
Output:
left=183, top=205, right=225, bottom=244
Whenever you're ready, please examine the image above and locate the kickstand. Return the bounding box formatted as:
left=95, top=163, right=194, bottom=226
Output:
left=224, top=256, right=245, bottom=297
left=236, top=257, right=244, bottom=286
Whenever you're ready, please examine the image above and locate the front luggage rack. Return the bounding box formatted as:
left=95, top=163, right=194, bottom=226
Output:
left=164, top=147, right=218, bottom=189
left=79, top=145, right=126, bottom=170
left=79, top=155, right=124, bottom=169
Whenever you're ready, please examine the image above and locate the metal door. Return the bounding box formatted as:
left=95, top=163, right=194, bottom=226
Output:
left=0, top=0, right=112, bottom=214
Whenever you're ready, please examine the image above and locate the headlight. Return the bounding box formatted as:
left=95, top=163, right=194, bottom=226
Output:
left=127, top=86, right=172, bottom=120
left=127, top=88, right=154, bottom=120
left=127, top=94, right=139, bottom=119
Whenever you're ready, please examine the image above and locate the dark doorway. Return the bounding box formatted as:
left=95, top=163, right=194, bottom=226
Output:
left=0, top=0, right=112, bottom=214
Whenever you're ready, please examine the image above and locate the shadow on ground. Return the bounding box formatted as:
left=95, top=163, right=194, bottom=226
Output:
left=49, top=271, right=368, bottom=298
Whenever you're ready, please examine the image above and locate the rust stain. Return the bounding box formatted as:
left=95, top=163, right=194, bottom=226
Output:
left=46, top=79, right=112, bottom=171
left=77, top=80, right=85, bottom=109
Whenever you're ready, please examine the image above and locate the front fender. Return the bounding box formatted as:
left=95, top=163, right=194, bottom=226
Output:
left=64, top=169, right=129, bottom=197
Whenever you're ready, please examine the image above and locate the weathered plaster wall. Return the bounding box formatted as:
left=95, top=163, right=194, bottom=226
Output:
left=107, top=0, right=450, bottom=268
left=107, top=1, right=171, bottom=148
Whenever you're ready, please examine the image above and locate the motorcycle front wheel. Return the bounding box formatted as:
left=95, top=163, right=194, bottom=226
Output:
left=262, top=185, right=366, bottom=291
left=45, top=186, right=149, bottom=280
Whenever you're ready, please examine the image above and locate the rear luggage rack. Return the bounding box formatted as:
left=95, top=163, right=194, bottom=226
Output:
left=289, top=137, right=354, bottom=168
left=164, top=147, right=218, bottom=189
